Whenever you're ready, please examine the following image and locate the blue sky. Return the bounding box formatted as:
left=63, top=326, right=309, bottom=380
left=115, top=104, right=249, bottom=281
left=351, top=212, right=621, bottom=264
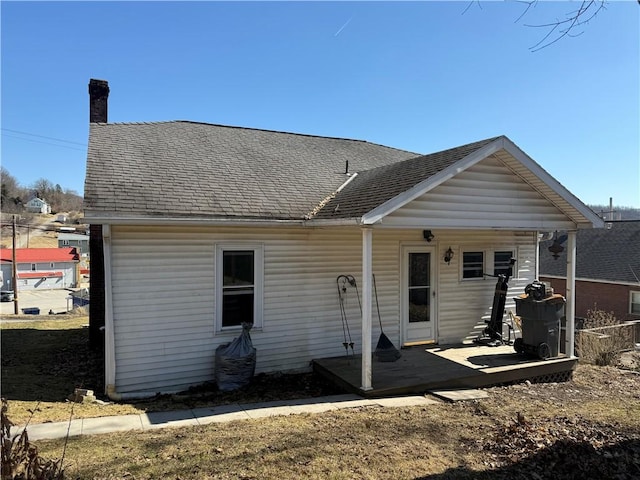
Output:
left=2, top=1, right=639, bottom=208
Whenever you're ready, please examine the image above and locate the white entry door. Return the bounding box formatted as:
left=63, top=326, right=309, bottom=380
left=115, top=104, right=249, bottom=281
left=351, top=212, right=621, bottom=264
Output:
left=402, top=246, right=436, bottom=345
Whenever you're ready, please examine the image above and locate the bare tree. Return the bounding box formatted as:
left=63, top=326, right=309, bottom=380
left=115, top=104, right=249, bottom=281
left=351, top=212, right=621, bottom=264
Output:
left=0, top=167, right=27, bottom=214
left=518, top=0, right=608, bottom=52
left=30, top=178, right=54, bottom=202
left=464, top=0, right=635, bottom=52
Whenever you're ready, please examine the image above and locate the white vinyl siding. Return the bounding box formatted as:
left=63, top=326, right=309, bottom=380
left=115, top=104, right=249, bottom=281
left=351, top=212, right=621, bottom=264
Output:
left=383, top=155, right=576, bottom=230
left=108, top=225, right=539, bottom=395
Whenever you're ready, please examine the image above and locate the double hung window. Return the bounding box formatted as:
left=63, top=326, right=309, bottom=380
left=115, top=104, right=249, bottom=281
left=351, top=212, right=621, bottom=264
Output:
left=216, top=245, right=263, bottom=330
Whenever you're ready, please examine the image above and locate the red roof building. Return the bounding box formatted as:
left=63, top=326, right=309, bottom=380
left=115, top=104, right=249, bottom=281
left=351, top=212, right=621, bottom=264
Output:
left=0, top=248, right=80, bottom=291
left=0, top=247, right=80, bottom=264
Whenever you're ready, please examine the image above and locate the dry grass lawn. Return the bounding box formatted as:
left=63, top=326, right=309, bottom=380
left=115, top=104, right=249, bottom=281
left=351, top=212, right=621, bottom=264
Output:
left=2, top=318, right=639, bottom=479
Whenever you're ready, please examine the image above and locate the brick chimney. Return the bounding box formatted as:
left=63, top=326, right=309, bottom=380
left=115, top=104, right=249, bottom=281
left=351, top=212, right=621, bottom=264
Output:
left=88, top=79, right=109, bottom=123
left=88, top=78, right=109, bottom=350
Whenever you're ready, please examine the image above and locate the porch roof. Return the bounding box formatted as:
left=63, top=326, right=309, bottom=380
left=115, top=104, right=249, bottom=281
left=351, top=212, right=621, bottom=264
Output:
left=314, top=136, right=604, bottom=230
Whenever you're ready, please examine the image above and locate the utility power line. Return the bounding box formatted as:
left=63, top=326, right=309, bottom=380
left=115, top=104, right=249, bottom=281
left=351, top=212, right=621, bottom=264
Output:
left=1, top=128, right=87, bottom=151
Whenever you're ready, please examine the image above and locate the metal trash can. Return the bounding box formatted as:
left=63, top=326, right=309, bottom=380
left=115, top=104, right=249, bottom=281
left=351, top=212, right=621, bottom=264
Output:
left=514, top=293, right=565, bottom=359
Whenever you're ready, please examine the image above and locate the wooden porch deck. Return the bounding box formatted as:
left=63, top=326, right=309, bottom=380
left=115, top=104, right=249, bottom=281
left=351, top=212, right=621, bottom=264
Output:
left=313, top=344, right=577, bottom=397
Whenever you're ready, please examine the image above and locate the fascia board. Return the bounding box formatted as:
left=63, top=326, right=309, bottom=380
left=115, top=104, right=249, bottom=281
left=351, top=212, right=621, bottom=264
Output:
left=361, top=137, right=506, bottom=225
left=81, top=214, right=307, bottom=227
left=501, top=138, right=605, bottom=229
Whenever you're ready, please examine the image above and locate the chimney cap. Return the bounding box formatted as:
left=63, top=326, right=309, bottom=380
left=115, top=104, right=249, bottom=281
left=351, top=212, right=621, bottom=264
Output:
left=89, top=78, right=109, bottom=96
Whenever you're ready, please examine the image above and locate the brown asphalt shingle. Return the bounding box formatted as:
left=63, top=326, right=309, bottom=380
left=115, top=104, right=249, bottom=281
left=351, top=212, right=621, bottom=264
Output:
left=85, top=121, right=504, bottom=222
left=313, top=136, right=501, bottom=219
left=539, top=221, right=640, bottom=284
left=84, top=121, right=418, bottom=220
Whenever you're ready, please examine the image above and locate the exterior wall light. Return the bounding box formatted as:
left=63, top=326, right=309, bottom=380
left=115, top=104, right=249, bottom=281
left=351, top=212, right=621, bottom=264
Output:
left=423, top=230, right=434, bottom=242
left=548, top=231, right=565, bottom=260
left=444, top=247, right=454, bottom=265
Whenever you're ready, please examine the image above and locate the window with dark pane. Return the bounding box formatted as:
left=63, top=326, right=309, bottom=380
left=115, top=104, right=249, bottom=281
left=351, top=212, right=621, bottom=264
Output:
left=494, top=251, right=514, bottom=277
left=631, top=292, right=640, bottom=315
left=408, top=252, right=430, bottom=323
left=462, top=251, right=484, bottom=279
left=222, top=250, right=254, bottom=327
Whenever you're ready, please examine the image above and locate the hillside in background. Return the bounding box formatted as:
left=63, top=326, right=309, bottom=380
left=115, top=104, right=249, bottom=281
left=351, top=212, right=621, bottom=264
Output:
left=589, top=204, right=640, bottom=221
left=1, top=167, right=83, bottom=215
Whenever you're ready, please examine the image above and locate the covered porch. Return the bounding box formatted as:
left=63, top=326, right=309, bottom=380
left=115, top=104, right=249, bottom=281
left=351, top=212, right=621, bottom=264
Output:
left=313, top=343, right=577, bottom=397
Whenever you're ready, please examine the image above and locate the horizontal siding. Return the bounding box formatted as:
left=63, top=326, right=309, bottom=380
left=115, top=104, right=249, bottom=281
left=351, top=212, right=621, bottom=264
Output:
left=109, top=225, right=538, bottom=394
left=432, top=230, right=537, bottom=344
left=384, top=155, right=577, bottom=230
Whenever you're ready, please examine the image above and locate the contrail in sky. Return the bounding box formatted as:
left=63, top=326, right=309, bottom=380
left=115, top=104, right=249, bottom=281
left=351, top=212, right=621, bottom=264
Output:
left=334, top=16, right=353, bottom=37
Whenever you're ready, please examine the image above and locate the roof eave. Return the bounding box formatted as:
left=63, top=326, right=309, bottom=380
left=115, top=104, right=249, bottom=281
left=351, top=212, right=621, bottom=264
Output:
left=500, top=137, right=605, bottom=229
left=361, top=136, right=605, bottom=229
left=81, top=214, right=308, bottom=227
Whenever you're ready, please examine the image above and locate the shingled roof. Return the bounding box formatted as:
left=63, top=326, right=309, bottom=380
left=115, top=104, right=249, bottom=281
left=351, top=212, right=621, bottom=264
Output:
left=84, top=121, right=418, bottom=221
left=539, top=221, right=640, bottom=284
left=0, top=248, right=80, bottom=263
left=312, top=136, right=501, bottom=219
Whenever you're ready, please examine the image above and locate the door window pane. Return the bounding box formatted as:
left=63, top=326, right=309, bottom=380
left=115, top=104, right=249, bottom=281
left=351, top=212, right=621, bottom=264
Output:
left=409, top=289, right=429, bottom=323
left=408, top=252, right=430, bottom=323
left=409, top=253, right=430, bottom=287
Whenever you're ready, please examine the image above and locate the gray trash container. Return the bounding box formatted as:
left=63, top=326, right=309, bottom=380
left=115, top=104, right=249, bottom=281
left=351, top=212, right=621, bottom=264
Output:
left=514, top=293, right=565, bottom=359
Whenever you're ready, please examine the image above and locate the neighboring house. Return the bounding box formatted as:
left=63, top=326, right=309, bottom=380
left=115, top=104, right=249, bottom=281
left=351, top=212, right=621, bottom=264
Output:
left=85, top=79, right=603, bottom=398
left=58, top=232, right=90, bottom=255
left=25, top=197, right=52, bottom=214
left=539, top=220, right=640, bottom=323
left=0, top=247, right=80, bottom=291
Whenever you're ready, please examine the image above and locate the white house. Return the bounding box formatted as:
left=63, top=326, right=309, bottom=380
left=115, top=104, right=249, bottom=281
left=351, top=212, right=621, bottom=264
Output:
left=0, top=247, right=80, bottom=291
left=26, top=197, right=51, bottom=214
left=85, top=98, right=603, bottom=399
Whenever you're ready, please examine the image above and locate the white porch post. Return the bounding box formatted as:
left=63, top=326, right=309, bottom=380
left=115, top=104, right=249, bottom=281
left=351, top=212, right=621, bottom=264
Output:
left=565, top=230, right=577, bottom=358
left=361, top=227, right=373, bottom=391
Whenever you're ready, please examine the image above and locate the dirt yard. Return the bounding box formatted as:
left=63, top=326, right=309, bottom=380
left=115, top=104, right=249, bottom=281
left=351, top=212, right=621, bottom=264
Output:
left=21, top=362, right=640, bottom=480
left=2, top=318, right=639, bottom=479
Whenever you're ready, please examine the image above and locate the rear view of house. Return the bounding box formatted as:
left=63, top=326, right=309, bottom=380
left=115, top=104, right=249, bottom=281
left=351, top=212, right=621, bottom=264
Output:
left=85, top=79, right=603, bottom=398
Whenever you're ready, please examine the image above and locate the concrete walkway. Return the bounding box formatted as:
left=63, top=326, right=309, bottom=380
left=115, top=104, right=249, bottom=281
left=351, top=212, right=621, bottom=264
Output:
left=16, top=394, right=441, bottom=441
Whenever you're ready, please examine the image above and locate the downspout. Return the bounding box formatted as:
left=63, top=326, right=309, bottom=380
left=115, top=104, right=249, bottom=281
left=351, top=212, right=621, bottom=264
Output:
left=102, top=224, right=117, bottom=399
left=105, top=384, right=156, bottom=401
left=565, top=230, right=577, bottom=358
left=361, top=227, right=373, bottom=391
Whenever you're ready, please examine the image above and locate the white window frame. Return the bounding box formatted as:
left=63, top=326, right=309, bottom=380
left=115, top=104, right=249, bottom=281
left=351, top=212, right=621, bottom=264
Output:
left=630, top=291, right=640, bottom=315
left=215, top=244, right=264, bottom=332
left=461, top=247, right=517, bottom=281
